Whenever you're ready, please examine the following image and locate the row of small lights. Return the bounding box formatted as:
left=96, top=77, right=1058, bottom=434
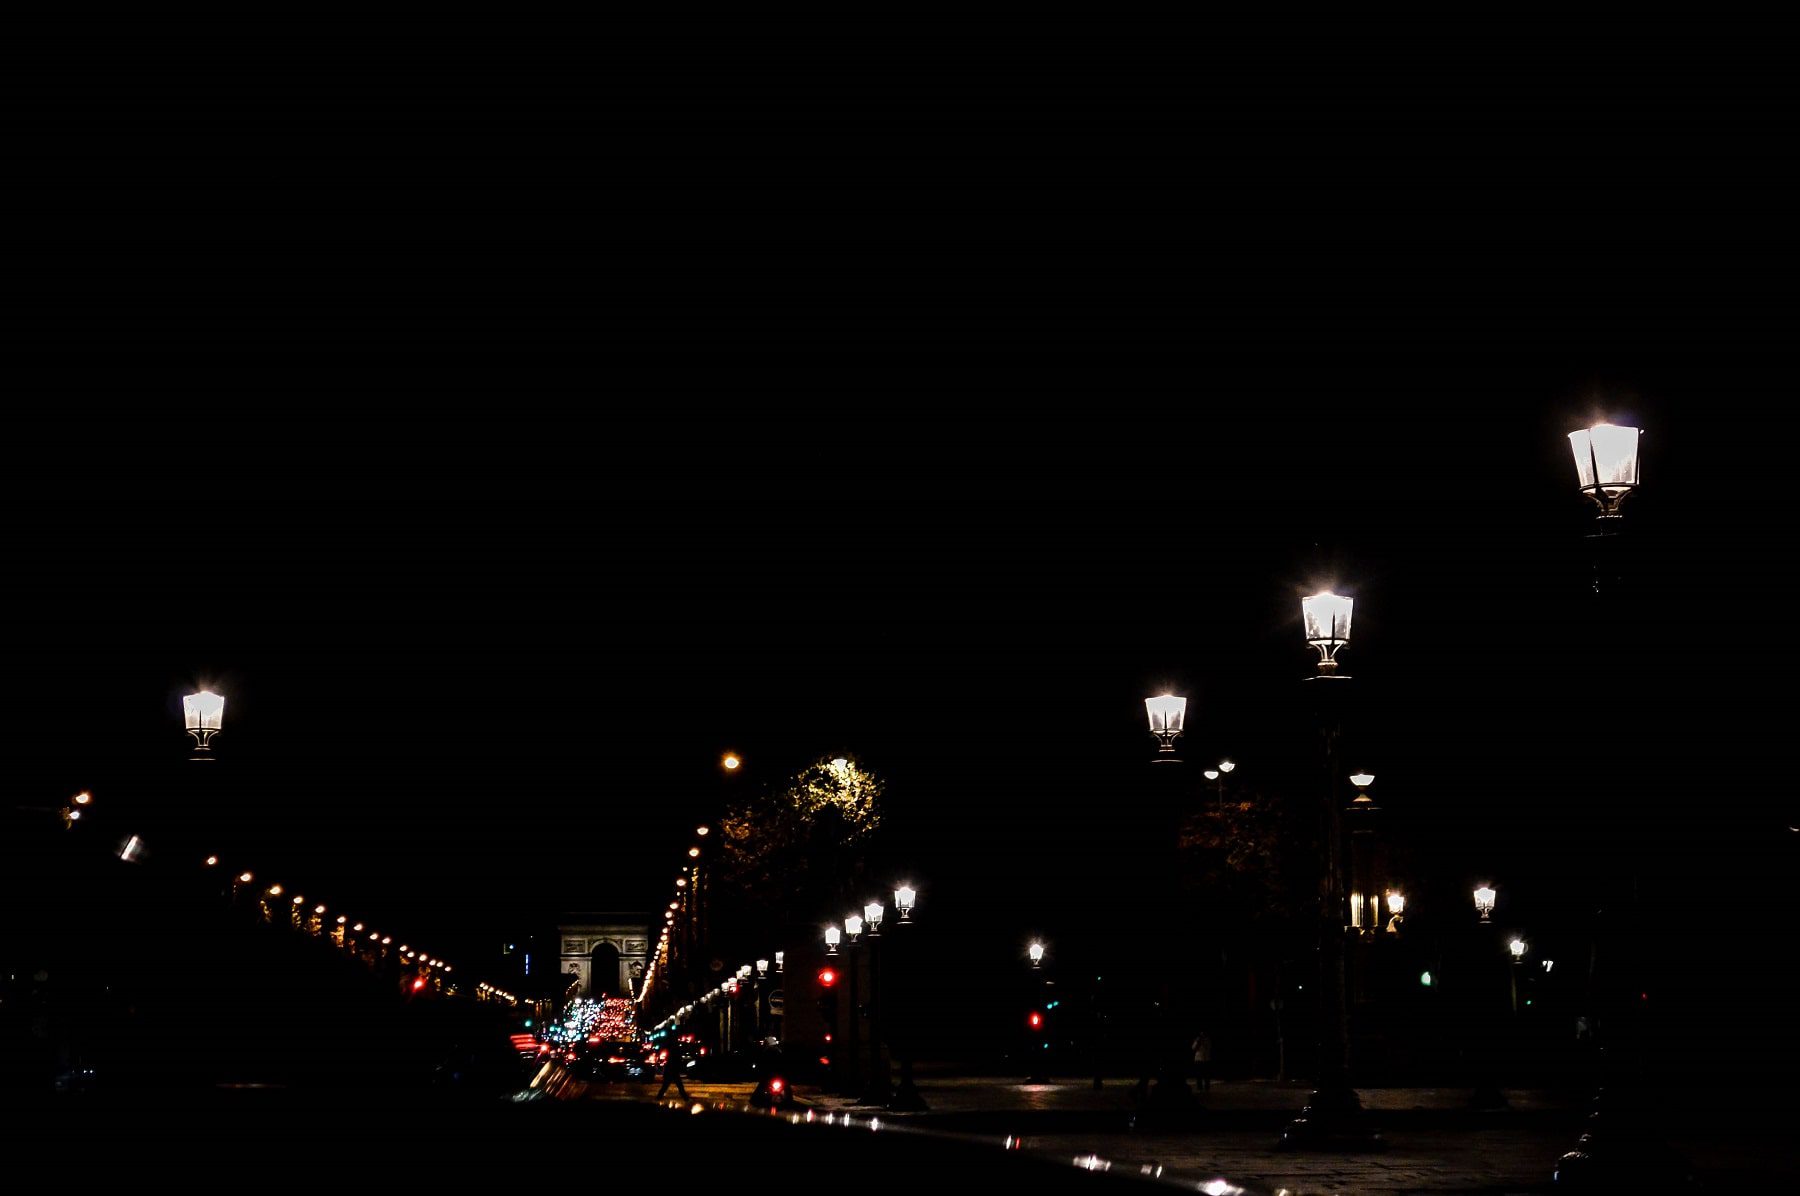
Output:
left=175, top=691, right=519, bottom=1004
left=637, top=817, right=715, bottom=1008
left=819, top=884, right=916, bottom=957
left=199, top=852, right=517, bottom=1004
left=649, top=879, right=921, bottom=1040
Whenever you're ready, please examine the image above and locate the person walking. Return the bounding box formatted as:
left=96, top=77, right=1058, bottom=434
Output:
left=656, top=1045, right=689, bottom=1099
left=1190, top=1029, right=1213, bottom=1095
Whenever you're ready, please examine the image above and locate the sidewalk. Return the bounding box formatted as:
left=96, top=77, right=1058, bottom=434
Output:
left=583, top=1072, right=1795, bottom=1193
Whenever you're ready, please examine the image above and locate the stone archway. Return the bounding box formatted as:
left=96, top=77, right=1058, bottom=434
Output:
left=589, top=941, right=622, bottom=999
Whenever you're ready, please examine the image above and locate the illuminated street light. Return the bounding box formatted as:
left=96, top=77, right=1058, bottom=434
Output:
left=845, top=914, right=863, bottom=941
left=1569, top=422, right=1642, bottom=519
left=688, top=846, right=701, bottom=858
left=894, top=884, right=917, bottom=921
left=1474, top=884, right=1497, bottom=923
left=1385, top=891, right=1405, bottom=934
left=1204, top=768, right=1220, bottom=781
left=824, top=925, right=841, bottom=955
left=774, top=951, right=784, bottom=974
left=238, top=871, right=254, bottom=884
left=864, top=901, right=884, bottom=933
left=722, top=753, right=741, bottom=770
left=1028, top=941, right=1045, bottom=968
left=1347, top=772, right=1376, bottom=809
left=183, top=690, right=225, bottom=758
left=1144, top=694, right=1187, bottom=756
left=1301, top=592, right=1353, bottom=675
left=756, top=959, right=769, bottom=978
left=1509, top=937, right=1527, bottom=962
left=73, top=791, right=92, bottom=806
left=1219, top=760, right=1235, bottom=775
left=696, top=825, right=710, bottom=836
left=204, top=855, right=219, bottom=866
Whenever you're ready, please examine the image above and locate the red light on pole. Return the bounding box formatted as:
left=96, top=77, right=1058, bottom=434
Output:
left=1028, top=1011, right=1044, bottom=1030
left=818, top=968, right=838, bottom=987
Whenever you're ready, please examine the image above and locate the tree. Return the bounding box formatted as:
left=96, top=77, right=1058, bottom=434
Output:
left=715, top=756, right=884, bottom=927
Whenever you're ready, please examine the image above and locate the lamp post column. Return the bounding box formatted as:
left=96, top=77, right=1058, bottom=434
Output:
left=1281, top=592, right=1377, bottom=1148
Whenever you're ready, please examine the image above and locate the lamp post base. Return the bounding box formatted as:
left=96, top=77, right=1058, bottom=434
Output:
left=1278, top=1085, right=1383, bottom=1151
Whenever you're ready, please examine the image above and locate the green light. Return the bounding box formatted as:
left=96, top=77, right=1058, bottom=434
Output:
left=1420, top=971, right=1433, bottom=987
left=524, top=1019, right=534, bottom=1028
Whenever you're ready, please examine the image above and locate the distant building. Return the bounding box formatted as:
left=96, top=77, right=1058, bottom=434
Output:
left=558, top=913, right=651, bottom=998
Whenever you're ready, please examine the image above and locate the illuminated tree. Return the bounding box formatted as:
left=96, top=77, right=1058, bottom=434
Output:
left=716, top=755, right=884, bottom=924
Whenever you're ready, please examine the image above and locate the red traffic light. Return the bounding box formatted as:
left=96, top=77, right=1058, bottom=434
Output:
left=1028, top=1011, right=1044, bottom=1029
left=769, top=1077, right=784, bottom=1094
left=818, top=968, right=838, bottom=987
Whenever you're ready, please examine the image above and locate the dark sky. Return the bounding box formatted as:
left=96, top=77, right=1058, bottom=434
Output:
left=11, top=19, right=1790, bottom=984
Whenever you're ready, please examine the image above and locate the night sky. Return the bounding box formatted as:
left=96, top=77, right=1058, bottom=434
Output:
left=12, top=20, right=1791, bottom=1052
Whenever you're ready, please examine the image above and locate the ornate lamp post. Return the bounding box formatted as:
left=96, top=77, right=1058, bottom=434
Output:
left=1281, top=590, right=1377, bottom=1147
left=1028, top=941, right=1046, bottom=969
left=1568, top=423, right=1642, bottom=522
left=183, top=690, right=225, bottom=759
left=1145, top=694, right=1187, bottom=758
left=887, top=885, right=928, bottom=1111
left=1474, top=885, right=1497, bottom=924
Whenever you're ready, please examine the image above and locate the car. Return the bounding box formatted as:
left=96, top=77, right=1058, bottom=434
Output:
left=576, top=1039, right=652, bottom=1082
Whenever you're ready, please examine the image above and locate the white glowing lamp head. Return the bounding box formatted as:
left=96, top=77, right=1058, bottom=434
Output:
left=844, top=914, right=863, bottom=939
left=1218, top=760, right=1235, bottom=774
left=1349, top=772, right=1375, bottom=789
left=1145, top=694, right=1187, bottom=740
left=864, top=901, right=884, bottom=928
left=1028, top=941, right=1046, bottom=965
left=184, top=690, right=225, bottom=731
left=1385, top=891, right=1405, bottom=915
left=1509, top=936, right=1527, bottom=958
left=824, top=925, right=841, bottom=947
left=1473, top=885, right=1497, bottom=919
left=738, top=964, right=752, bottom=979
left=1204, top=769, right=1220, bottom=781
left=774, top=950, right=784, bottom=969
left=894, top=885, right=917, bottom=916
left=1302, top=593, right=1353, bottom=670
left=756, top=959, right=769, bottom=976
left=1569, top=423, right=1641, bottom=514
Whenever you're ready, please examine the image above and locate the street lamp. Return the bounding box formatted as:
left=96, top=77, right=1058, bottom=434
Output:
left=756, top=959, right=769, bottom=978
left=1384, top=891, right=1405, bottom=934
left=864, top=901, right=884, bottom=934
left=1568, top=422, right=1642, bottom=521
left=845, top=914, right=864, bottom=942
left=1145, top=694, right=1187, bottom=757
left=1347, top=772, right=1376, bottom=809
left=1279, top=588, right=1374, bottom=1148
left=1301, top=593, right=1353, bottom=676
left=1474, top=885, right=1497, bottom=923
left=1028, top=941, right=1046, bottom=968
left=824, top=925, right=841, bottom=955
left=1508, top=936, right=1527, bottom=962
left=886, top=882, right=928, bottom=1113
left=183, top=690, right=225, bottom=758
left=774, top=951, right=784, bottom=974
